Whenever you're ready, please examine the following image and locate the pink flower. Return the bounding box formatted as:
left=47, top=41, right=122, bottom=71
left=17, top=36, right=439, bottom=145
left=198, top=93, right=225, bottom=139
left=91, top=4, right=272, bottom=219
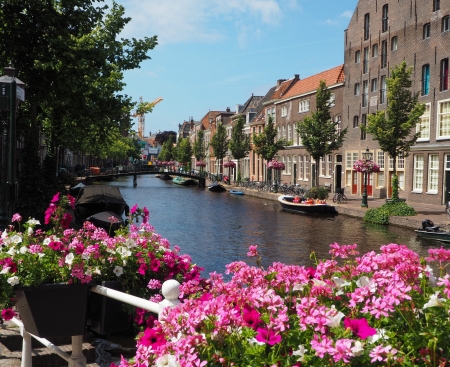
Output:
left=1, top=308, right=16, bottom=321
left=143, top=207, right=149, bottom=223
left=51, top=192, right=60, bottom=203
left=11, top=213, right=22, bottom=222
left=130, top=204, right=138, bottom=215
left=247, top=245, right=259, bottom=257
left=67, top=194, right=76, bottom=209
left=255, top=327, right=281, bottom=345
left=343, top=317, right=377, bottom=340
left=242, top=307, right=263, bottom=330
left=139, top=327, right=166, bottom=349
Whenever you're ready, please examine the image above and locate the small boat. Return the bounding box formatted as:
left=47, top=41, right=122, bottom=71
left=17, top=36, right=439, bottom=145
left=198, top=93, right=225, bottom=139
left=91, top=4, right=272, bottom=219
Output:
left=278, top=195, right=337, bottom=214
left=208, top=182, right=226, bottom=192
left=415, top=219, right=450, bottom=242
left=159, top=173, right=173, bottom=180
left=230, top=190, right=244, bottom=195
left=173, top=176, right=197, bottom=186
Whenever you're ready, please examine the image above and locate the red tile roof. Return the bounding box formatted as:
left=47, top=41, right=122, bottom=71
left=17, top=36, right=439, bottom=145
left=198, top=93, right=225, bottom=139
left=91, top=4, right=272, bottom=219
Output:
left=271, top=77, right=299, bottom=100
left=281, top=65, right=344, bottom=100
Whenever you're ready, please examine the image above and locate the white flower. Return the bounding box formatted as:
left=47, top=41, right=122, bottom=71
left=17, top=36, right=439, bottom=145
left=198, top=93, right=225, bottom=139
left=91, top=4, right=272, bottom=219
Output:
left=7, top=276, right=19, bottom=286
left=125, top=238, right=136, bottom=248
left=292, top=345, right=307, bottom=362
left=292, top=282, right=307, bottom=291
left=368, top=328, right=389, bottom=343
left=351, top=341, right=364, bottom=356
left=248, top=338, right=265, bottom=345
left=113, top=266, right=123, bottom=277
left=325, top=311, right=345, bottom=328
left=332, top=276, right=351, bottom=288
left=65, top=253, right=75, bottom=265
left=155, top=354, right=180, bottom=367
left=37, top=253, right=45, bottom=258
left=1, top=230, right=8, bottom=239
left=6, top=247, right=16, bottom=256
left=116, top=246, right=131, bottom=258
left=0, top=267, right=10, bottom=274
left=19, top=246, right=29, bottom=254
left=85, top=269, right=92, bottom=277
left=312, top=279, right=327, bottom=287
left=27, top=227, right=34, bottom=236
left=10, top=235, right=22, bottom=244
left=423, top=291, right=446, bottom=309
left=356, top=276, right=377, bottom=292
left=27, top=218, right=40, bottom=226
left=93, top=267, right=101, bottom=275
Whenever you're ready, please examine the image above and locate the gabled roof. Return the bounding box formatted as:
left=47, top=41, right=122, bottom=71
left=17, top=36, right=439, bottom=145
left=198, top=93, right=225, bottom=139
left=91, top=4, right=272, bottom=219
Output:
left=281, top=65, right=344, bottom=100
left=270, top=76, right=299, bottom=100
left=240, top=94, right=264, bottom=115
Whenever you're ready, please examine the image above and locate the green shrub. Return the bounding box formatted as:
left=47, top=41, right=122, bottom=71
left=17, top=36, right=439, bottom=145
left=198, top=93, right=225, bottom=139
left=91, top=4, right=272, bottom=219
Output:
left=364, top=208, right=390, bottom=225
left=304, top=186, right=329, bottom=200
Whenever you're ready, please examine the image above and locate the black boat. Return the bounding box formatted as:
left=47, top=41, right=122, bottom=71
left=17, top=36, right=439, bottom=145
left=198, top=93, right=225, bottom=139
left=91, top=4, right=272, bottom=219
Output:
left=208, top=182, right=226, bottom=192
left=278, top=195, right=338, bottom=214
left=415, top=219, right=450, bottom=243
left=74, top=185, right=129, bottom=232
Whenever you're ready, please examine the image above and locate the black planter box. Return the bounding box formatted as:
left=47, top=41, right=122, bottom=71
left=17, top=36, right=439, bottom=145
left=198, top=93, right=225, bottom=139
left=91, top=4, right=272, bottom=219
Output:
left=15, top=283, right=90, bottom=338
left=89, top=281, right=131, bottom=335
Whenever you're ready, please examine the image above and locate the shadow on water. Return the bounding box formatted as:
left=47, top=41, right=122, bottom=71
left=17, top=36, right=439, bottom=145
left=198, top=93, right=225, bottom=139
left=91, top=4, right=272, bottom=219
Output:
left=103, top=176, right=445, bottom=276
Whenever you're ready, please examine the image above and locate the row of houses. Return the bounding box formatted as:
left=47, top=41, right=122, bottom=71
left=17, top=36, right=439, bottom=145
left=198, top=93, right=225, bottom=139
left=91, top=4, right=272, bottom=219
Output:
left=177, top=0, right=450, bottom=206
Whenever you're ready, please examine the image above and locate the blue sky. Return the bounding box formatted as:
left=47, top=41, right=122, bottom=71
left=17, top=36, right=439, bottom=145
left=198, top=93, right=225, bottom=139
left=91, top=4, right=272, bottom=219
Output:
left=112, top=0, right=358, bottom=136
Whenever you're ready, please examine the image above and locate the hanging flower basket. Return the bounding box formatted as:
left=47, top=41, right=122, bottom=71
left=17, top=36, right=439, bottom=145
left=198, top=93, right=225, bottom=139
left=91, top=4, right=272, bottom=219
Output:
left=223, top=161, right=236, bottom=168
left=353, top=159, right=381, bottom=173
left=266, top=160, right=285, bottom=170
left=196, top=161, right=206, bottom=167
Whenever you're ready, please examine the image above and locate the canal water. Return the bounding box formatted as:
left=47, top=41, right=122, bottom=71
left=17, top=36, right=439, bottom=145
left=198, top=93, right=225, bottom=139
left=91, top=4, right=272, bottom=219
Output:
left=105, top=175, right=441, bottom=277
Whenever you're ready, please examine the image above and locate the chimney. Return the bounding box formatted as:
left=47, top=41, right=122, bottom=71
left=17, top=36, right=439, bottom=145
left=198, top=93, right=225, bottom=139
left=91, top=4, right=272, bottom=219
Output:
left=277, top=79, right=286, bottom=87
left=294, top=74, right=300, bottom=80
left=226, top=107, right=230, bottom=112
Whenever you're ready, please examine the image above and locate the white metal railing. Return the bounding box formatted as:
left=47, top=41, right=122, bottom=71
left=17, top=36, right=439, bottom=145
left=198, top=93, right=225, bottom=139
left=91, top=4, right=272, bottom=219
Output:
left=9, top=279, right=181, bottom=367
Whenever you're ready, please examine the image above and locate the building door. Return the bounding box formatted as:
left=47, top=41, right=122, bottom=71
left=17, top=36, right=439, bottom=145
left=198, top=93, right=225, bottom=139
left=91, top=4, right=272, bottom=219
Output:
left=352, top=171, right=358, bottom=194
left=293, top=164, right=297, bottom=185
left=388, top=172, right=393, bottom=198
left=445, top=171, right=450, bottom=203
left=312, top=163, right=316, bottom=187
left=367, top=173, right=373, bottom=196
left=335, top=165, right=342, bottom=190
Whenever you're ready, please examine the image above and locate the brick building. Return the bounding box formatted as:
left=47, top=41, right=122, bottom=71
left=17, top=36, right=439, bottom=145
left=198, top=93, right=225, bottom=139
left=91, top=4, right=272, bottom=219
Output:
left=344, top=0, right=450, bottom=204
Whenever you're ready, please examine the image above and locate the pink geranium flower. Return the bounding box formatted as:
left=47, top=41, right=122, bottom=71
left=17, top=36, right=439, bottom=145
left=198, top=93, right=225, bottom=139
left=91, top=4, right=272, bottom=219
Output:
left=255, top=327, right=282, bottom=345
left=11, top=213, right=22, bottom=223
left=247, top=245, right=259, bottom=257
left=343, top=317, right=377, bottom=340
left=139, top=327, right=166, bottom=349
left=1, top=308, right=16, bottom=321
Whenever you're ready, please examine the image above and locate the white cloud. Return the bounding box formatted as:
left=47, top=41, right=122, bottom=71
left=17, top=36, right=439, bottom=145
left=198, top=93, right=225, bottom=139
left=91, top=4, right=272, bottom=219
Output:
left=115, top=0, right=286, bottom=45
left=340, top=10, right=353, bottom=18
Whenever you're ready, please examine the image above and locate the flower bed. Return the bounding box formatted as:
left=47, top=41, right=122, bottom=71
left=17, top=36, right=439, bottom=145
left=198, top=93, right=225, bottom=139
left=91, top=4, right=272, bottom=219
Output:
left=118, top=243, right=450, bottom=367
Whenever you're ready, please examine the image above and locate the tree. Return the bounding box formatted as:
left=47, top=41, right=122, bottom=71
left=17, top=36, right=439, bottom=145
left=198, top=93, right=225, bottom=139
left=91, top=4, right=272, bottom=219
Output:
left=176, top=137, right=193, bottom=169
left=253, top=115, right=288, bottom=181
left=363, top=61, right=425, bottom=200
left=228, top=116, right=250, bottom=182
left=158, top=135, right=175, bottom=162
left=193, top=130, right=205, bottom=162
left=154, top=131, right=177, bottom=146
left=209, top=122, right=228, bottom=171
left=297, top=80, right=348, bottom=187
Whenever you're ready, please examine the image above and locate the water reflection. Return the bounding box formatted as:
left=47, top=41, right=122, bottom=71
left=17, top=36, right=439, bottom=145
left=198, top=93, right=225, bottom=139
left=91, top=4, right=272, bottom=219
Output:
left=105, top=175, right=444, bottom=276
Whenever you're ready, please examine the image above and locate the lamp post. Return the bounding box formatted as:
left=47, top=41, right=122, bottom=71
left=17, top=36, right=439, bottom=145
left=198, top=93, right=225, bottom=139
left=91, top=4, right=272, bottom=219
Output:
left=361, top=147, right=373, bottom=208
left=0, top=65, right=25, bottom=229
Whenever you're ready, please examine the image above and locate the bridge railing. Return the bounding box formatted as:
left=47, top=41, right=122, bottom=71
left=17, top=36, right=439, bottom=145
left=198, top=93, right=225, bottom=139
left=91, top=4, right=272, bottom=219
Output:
left=9, top=279, right=181, bottom=367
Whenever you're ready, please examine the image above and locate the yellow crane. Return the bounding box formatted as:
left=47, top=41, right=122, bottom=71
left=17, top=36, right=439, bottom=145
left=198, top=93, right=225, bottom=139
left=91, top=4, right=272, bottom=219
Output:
left=133, top=96, right=163, bottom=138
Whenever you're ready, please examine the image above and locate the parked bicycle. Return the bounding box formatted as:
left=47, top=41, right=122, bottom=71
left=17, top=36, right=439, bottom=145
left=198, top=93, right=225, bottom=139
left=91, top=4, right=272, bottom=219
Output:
left=333, top=188, right=347, bottom=204
left=446, top=201, right=450, bottom=220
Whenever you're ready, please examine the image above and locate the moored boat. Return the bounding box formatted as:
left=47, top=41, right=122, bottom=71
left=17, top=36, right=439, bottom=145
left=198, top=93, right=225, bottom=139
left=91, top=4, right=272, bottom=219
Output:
left=159, top=173, right=173, bottom=180
left=230, top=190, right=244, bottom=195
left=277, top=195, right=337, bottom=214
left=173, top=176, right=197, bottom=186
left=208, top=182, right=226, bottom=192
left=415, top=219, right=450, bottom=242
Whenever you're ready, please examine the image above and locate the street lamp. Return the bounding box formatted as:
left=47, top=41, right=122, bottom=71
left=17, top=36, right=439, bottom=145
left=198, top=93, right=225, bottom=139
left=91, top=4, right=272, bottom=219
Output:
left=0, top=65, right=26, bottom=229
left=361, top=147, right=373, bottom=208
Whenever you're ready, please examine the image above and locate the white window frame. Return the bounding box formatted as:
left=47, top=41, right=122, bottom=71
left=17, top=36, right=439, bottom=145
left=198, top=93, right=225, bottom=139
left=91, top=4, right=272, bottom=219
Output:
left=299, top=100, right=310, bottom=113
left=298, top=155, right=304, bottom=180
left=355, top=50, right=361, bottom=63
left=287, top=155, right=291, bottom=174
left=287, top=123, right=292, bottom=142
left=417, top=103, right=430, bottom=141
left=413, top=154, right=424, bottom=192
left=328, top=93, right=336, bottom=107
left=281, top=105, right=287, bottom=117
left=354, top=83, right=360, bottom=96
left=372, top=43, right=378, bottom=58
left=438, top=99, right=450, bottom=139
left=427, top=154, right=439, bottom=193
left=391, top=36, right=398, bottom=51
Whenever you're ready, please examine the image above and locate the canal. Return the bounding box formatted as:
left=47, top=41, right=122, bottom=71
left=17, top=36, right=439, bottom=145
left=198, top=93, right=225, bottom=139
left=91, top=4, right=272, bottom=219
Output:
left=106, top=175, right=440, bottom=277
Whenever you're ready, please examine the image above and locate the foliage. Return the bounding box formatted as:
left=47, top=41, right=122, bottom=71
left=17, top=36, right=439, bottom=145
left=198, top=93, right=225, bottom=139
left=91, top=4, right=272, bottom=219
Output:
left=304, top=186, right=329, bottom=201
left=297, top=80, right=347, bottom=187
left=253, top=115, right=288, bottom=162
left=363, top=61, right=426, bottom=199
left=228, top=116, right=250, bottom=182
left=119, top=243, right=450, bottom=367
left=364, top=201, right=416, bottom=224
left=209, top=122, right=228, bottom=162
left=192, top=130, right=205, bottom=162
left=154, top=131, right=177, bottom=146
left=391, top=175, right=400, bottom=201
left=158, top=135, right=175, bottom=162
left=0, top=194, right=203, bottom=328
left=175, top=137, right=192, bottom=165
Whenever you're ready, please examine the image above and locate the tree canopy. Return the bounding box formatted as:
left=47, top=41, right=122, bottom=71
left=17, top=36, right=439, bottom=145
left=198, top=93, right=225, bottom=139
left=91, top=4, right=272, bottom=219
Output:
left=297, top=80, right=347, bottom=187
left=228, top=116, right=250, bottom=181
left=209, top=122, right=228, bottom=163
left=154, top=131, right=177, bottom=146
left=176, top=137, right=192, bottom=165
left=193, top=130, right=205, bottom=162
left=253, top=115, right=288, bottom=162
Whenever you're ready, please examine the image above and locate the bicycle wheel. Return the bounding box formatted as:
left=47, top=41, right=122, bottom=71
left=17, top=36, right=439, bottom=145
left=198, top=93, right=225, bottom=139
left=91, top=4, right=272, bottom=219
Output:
left=340, top=195, right=347, bottom=204
left=332, top=194, right=338, bottom=203
left=446, top=206, right=450, bottom=220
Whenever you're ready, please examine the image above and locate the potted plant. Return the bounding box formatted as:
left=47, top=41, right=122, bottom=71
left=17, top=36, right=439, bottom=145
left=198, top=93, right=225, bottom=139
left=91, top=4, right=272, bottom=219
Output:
left=0, top=193, right=203, bottom=337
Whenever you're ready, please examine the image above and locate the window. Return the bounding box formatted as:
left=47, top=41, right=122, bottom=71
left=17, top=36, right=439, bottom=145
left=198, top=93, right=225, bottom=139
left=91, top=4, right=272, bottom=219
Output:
left=305, top=155, right=310, bottom=181
left=372, top=43, right=378, bottom=58
left=299, top=100, right=310, bottom=113
left=287, top=156, right=291, bottom=174
left=434, top=0, right=440, bottom=11
left=353, top=116, right=359, bottom=128
left=380, top=75, right=387, bottom=103
left=287, top=123, right=292, bottom=142
left=413, top=155, right=424, bottom=191
left=381, top=40, right=387, bottom=68
left=438, top=100, right=450, bottom=138
left=422, top=64, right=430, bottom=95
left=298, top=155, right=304, bottom=180
left=382, top=4, right=388, bottom=32
left=328, top=93, right=336, bottom=107
left=423, top=23, right=431, bottom=39
left=281, top=105, right=287, bottom=117
left=355, top=50, right=361, bottom=63
left=441, top=58, right=449, bottom=91
left=362, top=81, right=368, bottom=107
left=443, top=16, right=450, bottom=32
left=282, top=156, right=287, bottom=174
left=354, top=83, right=360, bottom=95
left=335, top=115, right=341, bottom=135
left=277, top=126, right=281, bottom=140
left=282, top=125, right=286, bottom=139
left=327, top=155, right=332, bottom=177
left=417, top=103, right=430, bottom=140
left=364, top=13, right=370, bottom=40
left=371, top=78, right=378, bottom=92
left=377, top=151, right=385, bottom=187
left=428, top=154, right=439, bottom=193
left=363, top=47, right=369, bottom=74
left=391, top=36, right=398, bottom=51
left=361, top=114, right=367, bottom=140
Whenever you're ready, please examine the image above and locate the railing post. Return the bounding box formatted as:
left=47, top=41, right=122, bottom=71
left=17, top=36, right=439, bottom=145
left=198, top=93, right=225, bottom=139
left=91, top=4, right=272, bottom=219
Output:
left=19, top=324, right=32, bottom=367
left=158, top=279, right=181, bottom=321
left=68, top=335, right=86, bottom=367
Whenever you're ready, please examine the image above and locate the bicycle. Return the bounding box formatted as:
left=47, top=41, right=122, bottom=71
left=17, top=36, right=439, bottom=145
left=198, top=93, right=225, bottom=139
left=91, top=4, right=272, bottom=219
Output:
left=333, top=188, right=347, bottom=204
left=446, top=201, right=450, bottom=220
